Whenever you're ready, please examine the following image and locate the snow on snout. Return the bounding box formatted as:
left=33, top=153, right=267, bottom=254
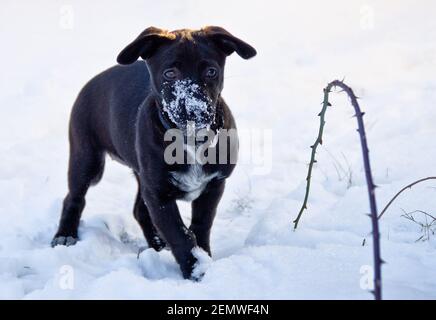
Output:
left=161, top=79, right=214, bottom=129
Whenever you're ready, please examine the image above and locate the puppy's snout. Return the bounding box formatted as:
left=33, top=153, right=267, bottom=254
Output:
left=161, top=79, right=215, bottom=129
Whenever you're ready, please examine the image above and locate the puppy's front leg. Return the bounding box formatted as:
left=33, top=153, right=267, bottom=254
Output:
left=190, top=179, right=225, bottom=255
left=144, top=193, right=198, bottom=279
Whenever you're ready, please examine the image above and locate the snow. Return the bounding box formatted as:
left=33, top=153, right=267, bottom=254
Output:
left=1, top=0, right=436, bottom=299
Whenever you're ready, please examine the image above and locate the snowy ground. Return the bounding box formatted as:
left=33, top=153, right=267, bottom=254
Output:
left=1, top=0, right=436, bottom=299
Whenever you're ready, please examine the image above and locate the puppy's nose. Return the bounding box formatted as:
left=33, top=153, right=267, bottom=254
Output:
left=200, top=110, right=208, bottom=117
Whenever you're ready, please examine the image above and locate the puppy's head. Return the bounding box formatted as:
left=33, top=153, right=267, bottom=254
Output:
left=117, top=26, right=256, bottom=131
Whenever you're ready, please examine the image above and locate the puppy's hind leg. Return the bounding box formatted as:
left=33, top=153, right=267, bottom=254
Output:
left=133, top=175, right=166, bottom=251
left=52, top=140, right=105, bottom=247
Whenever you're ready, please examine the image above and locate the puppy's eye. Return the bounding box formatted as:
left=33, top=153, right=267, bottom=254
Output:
left=205, top=67, right=218, bottom=79
left=163, top=68, right=178, bottom=81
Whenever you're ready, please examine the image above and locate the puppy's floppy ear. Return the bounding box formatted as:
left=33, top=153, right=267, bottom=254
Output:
left=117, top=27, right=176, bottom=65
left=202, top=26, right=256, bottom=59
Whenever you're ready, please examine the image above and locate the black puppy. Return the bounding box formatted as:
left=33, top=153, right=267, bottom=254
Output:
left=52, top=26, right=256, bottom=279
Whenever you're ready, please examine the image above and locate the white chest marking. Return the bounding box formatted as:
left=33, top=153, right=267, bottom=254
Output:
left=170, top=164, right=218, bottom=201
left=169, top=145, right=218, bottom=201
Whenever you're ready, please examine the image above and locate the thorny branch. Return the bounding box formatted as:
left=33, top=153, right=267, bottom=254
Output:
left=293, top=80, right=382, bottom=300
left=378, top=177, right=436, bottom=219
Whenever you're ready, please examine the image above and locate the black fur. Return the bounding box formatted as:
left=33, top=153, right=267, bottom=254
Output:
left=52, top=26, right=256, bottom=279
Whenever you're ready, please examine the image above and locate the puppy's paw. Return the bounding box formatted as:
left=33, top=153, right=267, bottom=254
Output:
left=189, top=270, right=205, bottom=282
left=190, top=247, right=212, bottom=281
left=51, top=236, right=78, bottom=247
left=180, top=247, right=211, bottom=281
left=149, top=235, right=166, bottom=252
